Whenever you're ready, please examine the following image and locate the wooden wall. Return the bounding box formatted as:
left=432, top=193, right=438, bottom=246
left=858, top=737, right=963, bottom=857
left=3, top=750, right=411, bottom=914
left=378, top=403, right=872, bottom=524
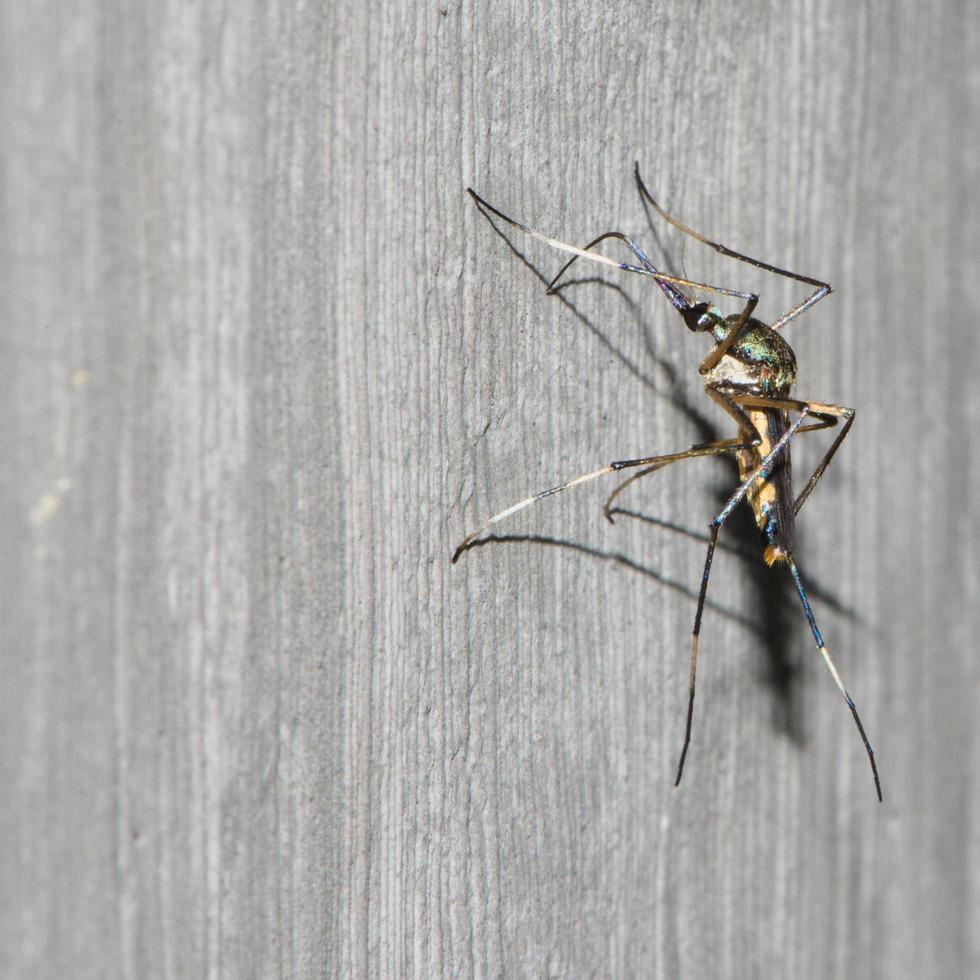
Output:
left=3, top=0, right=978, bottom=975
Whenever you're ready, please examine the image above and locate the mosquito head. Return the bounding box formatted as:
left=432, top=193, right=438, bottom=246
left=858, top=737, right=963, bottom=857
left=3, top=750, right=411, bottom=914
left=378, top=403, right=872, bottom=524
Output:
left=681, top=302, right=724, bottom=333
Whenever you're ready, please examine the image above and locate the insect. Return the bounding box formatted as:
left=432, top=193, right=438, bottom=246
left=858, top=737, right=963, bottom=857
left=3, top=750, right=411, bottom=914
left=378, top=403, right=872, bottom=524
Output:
left=452, top=165, right=881, bottom=801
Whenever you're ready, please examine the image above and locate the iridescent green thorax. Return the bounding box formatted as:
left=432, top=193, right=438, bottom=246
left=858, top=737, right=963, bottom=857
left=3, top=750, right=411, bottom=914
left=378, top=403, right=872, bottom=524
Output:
left=712, top=314, right=797, bottom=393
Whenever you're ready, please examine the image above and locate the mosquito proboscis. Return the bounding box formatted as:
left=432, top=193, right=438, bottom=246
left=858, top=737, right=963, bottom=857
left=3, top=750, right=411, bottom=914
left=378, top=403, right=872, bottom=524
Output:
left=453, top=166, right=881, bottom=802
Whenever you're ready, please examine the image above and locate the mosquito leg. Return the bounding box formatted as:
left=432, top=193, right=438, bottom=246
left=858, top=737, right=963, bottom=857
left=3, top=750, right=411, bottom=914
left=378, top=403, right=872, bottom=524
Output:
left=768, top=288, right=832, bottom=332
left=676, top=523, right=719, bottom=786
left=674, top=406, right=811, bottom=786
left=451, top=464, right=615, bottom=564
left=697, top=292, right=759, bottom=375
left=792, top=406, right=854, bottom=516
left=544, top=229, right=766, bottom=369
left=726, top=393, right=856, bottom=516
left=469, top=187, right=772, bottom=361
left=633, top=163, right=828, bottom=288
left=545, top=230, right=693, bottom=315
left=452, top=454, right=674, bottom=563
left=469, top=188, right=768, bottom=400
left=547, top=231, right=655, bottom=290
left=633, top=162, right=832, bottom=333
left=453, top=437, right=753, bottom=564
left=704, top=384, right=766, bottom=442
left=602, top=437, right=751, bottom=523
left=467, top=188, right=755, bottom=303
left=727, top=393, right=842, bottom=436
left=786, top=555, right=882, bottom=801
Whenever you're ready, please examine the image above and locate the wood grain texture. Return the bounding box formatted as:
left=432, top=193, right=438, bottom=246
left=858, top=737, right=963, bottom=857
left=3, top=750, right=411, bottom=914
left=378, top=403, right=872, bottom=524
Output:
left=2, top=0, right=978, bottom=977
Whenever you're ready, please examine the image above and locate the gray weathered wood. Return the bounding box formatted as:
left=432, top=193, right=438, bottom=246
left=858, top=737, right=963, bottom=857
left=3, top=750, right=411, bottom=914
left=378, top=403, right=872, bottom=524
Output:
left=2, top=0, right=978, bottom=976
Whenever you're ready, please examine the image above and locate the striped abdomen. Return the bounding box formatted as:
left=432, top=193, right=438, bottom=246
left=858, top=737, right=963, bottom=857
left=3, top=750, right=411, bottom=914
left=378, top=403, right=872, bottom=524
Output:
left=738, top=407, right=796, bottom=565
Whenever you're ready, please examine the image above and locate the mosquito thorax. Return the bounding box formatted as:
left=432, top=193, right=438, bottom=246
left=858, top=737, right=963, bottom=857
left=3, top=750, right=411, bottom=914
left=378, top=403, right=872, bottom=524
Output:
left=710, top=314, right=798, bottom=393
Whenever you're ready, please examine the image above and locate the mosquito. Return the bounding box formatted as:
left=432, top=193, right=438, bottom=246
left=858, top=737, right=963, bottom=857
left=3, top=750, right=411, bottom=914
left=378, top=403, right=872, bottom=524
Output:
left=452, top=165, right=881, bottom=801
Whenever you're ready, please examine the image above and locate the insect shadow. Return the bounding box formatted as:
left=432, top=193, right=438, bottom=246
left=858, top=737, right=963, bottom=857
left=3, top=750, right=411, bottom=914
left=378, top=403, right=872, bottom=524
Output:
left=467, top=197, right=856, bottom=749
